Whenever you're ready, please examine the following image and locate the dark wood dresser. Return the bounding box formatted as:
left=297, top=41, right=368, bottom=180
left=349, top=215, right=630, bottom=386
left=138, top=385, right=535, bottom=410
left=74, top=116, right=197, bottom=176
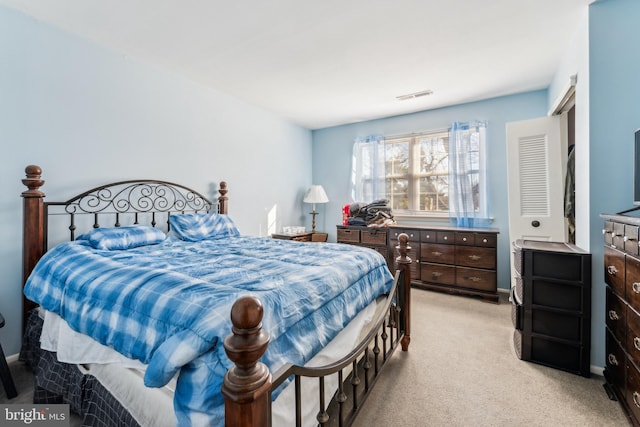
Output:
left=337, top=224, right=499, bottom=302
left=336, top=226, right=390, bottom=264
left=602, top=213, right=640, bottom=424
left=511, top=239, right=591, bottom=377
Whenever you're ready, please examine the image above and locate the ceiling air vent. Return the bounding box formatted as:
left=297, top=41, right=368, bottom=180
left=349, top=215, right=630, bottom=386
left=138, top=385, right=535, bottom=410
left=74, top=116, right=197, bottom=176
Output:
left=396, top=90, right=433, bottom=101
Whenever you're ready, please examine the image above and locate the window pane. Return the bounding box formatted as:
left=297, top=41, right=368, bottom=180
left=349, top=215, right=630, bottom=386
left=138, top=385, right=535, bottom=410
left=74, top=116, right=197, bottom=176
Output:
left=385, top=141, right=409, bottom=176
left=418, top=175, right=449, bottom=211
left=386, top=178, right=408, bottom=210
left=418, top=136, right=448, bottom=175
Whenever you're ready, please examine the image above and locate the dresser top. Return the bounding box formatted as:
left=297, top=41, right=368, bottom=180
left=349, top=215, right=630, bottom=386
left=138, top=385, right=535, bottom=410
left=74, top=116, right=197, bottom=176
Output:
left=601, top=213, right=640, bottom=226
left=337, top=224, right=499, bottom=234
left=513, top=239, right=589, bottom=254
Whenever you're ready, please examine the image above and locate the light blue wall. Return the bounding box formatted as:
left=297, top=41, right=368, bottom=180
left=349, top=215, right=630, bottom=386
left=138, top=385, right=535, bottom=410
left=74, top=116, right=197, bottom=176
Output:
left=588, top=0, right=640, bottom=368
left=312, top=91, right=548, bottom=294
left=0, top=6, right=312, bottom=355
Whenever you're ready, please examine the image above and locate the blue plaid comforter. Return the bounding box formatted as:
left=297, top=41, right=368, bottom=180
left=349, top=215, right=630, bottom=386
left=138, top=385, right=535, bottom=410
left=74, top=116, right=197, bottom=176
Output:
left=24, top=235, right=393, bottom=426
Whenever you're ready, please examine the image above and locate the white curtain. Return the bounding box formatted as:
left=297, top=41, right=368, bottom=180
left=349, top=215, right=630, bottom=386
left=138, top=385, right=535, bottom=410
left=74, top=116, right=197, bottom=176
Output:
left=351, top=135, right=386, bottom=203
left=448, top=120, right=490, bottom=227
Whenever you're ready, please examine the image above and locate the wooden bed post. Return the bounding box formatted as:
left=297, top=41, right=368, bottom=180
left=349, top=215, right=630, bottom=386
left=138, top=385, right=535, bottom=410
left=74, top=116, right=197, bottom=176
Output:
left=395, top=233, right=412, bottom=351
left=21, top=165, right=46, bottom=330
left=222, top=296, right=272, bottom=427
left=218, top=181, right=228, bottom=215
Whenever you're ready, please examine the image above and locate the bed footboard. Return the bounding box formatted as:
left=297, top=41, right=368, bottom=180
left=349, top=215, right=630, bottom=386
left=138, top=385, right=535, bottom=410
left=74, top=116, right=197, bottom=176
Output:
left=223, top=234, right=412, bottom=427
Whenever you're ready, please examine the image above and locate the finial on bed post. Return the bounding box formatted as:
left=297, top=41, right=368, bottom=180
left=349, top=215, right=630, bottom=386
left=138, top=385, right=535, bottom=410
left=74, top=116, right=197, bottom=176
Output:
left=222, top=296, right=271, bottom=427
left=218, top=181, right=228, bottom=214
left=395, top=233, right=412, bottom=351
left=21, top=165, right=46, bottom=330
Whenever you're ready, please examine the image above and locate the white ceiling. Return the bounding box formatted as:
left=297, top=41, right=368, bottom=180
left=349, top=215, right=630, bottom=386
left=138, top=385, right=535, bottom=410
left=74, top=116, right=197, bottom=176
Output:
left=1, top=0, right=593, bottom=129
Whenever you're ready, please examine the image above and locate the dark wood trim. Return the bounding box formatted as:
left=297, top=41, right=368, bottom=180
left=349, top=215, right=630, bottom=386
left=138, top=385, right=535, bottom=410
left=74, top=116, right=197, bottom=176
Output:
left=21, top=165, right=46, bottom=330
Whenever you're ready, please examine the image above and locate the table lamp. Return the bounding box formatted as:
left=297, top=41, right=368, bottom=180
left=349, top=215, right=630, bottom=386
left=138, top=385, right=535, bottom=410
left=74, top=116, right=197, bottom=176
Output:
left=303, top=185, right=329, bottom=233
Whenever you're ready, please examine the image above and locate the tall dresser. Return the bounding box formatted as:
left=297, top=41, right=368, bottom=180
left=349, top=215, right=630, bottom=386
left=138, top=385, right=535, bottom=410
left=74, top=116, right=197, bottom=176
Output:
left=602, top=213, right=640, bottom=424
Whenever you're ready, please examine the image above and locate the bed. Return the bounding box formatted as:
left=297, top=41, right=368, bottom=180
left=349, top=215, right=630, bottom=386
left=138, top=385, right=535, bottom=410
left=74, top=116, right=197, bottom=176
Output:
left=18, top=164, right=412, bottom=427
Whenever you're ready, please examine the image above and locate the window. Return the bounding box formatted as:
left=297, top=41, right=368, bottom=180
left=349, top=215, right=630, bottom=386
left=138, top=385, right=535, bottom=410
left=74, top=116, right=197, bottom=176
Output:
left=351, top=122, right=488, bottom=224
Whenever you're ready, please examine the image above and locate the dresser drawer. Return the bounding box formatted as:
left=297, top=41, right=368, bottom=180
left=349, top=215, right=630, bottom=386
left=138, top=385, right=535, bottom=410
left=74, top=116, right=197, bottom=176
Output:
left=613, top=221, right=626, bottom=250
left=604, top=221, right=614, bottom=246
left=456, top=246, right=495, bottom=270
left=530, top=279, right=583, bottom=312
left=337, top=228, right=360, bottom=243
left=361, top=229, right=387, bottom=246
left=456, top=266, right=496, bottom=292
left=607, top=287, right=627, bottom=344
left=455, top=232, right=475, bottom=246
left=606, top=330, right=626, bottom=389
left=420, top=229, right=436, bottom=242
left=626, top=225, right=640, bottom=256
left=627, top=360, right=640, bottom=421
left=436, top=231, right=455, bottom=244
left=628, top=306, right=640, bottom=368
left=531, top=308, right=582, bottom=341
left=420, top=243, right=454, bottom=264
left=605, top=246, right=626, bottom=298
left=420, top=262, right=455, bottom=285
left=370, top=246, right=388, bottom=260
left=628, top=255, right=640, bottom=312
left=475, top=233, right=497, bottom=248
left=389, top=228, right=419, bottom=243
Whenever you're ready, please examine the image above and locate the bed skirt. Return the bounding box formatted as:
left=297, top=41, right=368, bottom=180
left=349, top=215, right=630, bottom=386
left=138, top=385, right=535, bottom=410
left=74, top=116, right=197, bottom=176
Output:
left=20, top=309, right=141, bottom=427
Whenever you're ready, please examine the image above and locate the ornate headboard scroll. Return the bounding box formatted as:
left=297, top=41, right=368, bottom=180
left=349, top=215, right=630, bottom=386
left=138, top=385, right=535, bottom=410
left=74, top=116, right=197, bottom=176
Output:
left=20, top=164, right=229, bottom=327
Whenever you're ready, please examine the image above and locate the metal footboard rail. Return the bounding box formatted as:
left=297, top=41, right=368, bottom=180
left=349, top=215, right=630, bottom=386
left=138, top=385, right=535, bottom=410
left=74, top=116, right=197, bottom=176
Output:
left=269, top=268, right=406, bottom=427
left=222, top=233, right=412, bottom=427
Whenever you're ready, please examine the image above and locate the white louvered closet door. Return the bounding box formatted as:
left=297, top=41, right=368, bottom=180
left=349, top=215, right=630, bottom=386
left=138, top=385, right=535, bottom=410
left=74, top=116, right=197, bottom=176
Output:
left=506, top=116, right=567, bottom=286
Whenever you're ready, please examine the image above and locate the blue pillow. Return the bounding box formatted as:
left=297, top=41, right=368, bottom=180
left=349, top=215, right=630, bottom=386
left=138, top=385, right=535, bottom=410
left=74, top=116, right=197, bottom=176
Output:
left=169, top=213, right=240, bottom=241
left=78, top=225, right=166, bottom=250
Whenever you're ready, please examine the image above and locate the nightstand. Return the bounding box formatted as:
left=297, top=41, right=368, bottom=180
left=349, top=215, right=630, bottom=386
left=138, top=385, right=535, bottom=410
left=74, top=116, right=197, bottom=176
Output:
left=272, top=232, right=313, bottom=242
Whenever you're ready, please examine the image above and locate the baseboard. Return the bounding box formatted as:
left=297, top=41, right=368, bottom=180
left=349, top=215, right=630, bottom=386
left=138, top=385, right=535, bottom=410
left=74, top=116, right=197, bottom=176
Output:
left=6, top=352, right=20, bottom=364
left=591, top=365, right=604, bottom=377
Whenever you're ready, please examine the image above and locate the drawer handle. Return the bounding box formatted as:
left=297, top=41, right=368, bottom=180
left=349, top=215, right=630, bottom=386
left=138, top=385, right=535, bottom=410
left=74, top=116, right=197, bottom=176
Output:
left=431, top=251, right=442, bottom=257
left=625, top=236, right=629, bottom=242
left=482, top=238, right=488, bottom=243
left=634, top=392, right=640, bottom=409
left=608, top=310, right=620, bottom=321
left=432, top=272, right=442, bottom=278
left=607, top=265, right=618, bottom=276
left=443, top=236, right=448, bottom=240
left=635, top=337, right=640, bottom=351
left=468, top=255, right=481, bottom=261
left=634, top=282, right=640, bottom=294
left=608, top=353, right=619, bottom=366
left=462, top=237, right=468, bottom=242
left=466, top=276, right=481, bottom=282
left=603, top=229, right=608, bottom=235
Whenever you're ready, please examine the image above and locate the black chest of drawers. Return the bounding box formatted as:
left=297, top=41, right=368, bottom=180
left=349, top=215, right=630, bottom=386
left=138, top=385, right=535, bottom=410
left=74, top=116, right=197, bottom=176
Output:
left=511, top=239, right=591, bottom=377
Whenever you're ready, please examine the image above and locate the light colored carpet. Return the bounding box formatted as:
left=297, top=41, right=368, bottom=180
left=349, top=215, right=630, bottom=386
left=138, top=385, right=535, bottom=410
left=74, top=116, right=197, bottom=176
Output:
left=0, top=289, right=630, bottom=426
left=353, top=289, right=628, bottom=427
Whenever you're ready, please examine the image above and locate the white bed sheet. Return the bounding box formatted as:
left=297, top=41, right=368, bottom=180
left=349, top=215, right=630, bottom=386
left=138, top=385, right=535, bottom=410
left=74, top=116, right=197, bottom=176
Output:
left=39, top=297, right=383, bottom=427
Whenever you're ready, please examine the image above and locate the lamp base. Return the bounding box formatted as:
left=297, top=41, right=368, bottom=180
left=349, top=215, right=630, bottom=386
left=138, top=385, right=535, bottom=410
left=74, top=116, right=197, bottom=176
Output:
left=309, top=210, right=318, bottom=234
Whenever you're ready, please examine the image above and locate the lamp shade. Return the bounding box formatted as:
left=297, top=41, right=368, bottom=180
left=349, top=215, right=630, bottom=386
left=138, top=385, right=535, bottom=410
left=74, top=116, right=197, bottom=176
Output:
left=303, top=185, right=329, bottom=204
